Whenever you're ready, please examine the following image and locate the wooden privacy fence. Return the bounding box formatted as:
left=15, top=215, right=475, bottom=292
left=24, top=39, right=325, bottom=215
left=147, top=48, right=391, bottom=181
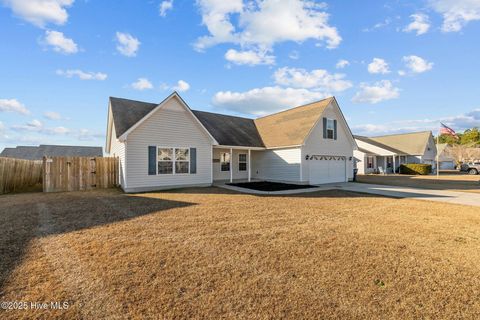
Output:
left=0, top=157, right=43, bottom=194
left=43, top=157, right=119, bottom=193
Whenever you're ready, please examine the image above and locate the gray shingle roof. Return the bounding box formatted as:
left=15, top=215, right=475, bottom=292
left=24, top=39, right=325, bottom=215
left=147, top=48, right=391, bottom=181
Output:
left=192, top=110, right=264, bottom=147
left=109, top=96, right=266, bottom=147
left=0, top=145, right=103, bottom=160
left=110, top=97, right=158, bottom=138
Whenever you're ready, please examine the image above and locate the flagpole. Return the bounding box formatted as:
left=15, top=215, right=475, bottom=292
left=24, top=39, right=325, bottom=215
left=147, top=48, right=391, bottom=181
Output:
left=437, top=124, right=440, bottom=179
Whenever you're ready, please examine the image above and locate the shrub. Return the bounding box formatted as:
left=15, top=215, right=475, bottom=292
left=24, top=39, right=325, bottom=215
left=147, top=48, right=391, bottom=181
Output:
left=399, top=163, right=432, bottom=175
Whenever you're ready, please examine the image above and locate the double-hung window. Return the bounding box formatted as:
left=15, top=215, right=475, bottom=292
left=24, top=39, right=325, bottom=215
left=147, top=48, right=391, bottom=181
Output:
left=157, top=147, right=190, bottom=174
left=175, top=148, right=190, bottom=174
left=220, top=152, right=230, bottom=171
left=367, top=156, right=374, bottom=169
left=158, top=148, right=173, bottom=174
left=239, top=154, right=247, bottom=171
left=326, top=119, right=335, bottom=139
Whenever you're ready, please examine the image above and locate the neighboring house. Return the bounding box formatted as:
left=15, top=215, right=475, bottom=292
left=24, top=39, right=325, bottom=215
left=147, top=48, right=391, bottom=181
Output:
left=436, top=143, right=456, bottom=170
left=354, top=131, right=437, bottom=174
left=0, top=144, right=103, bottom=160
left=105, top=92, right=357, bottom=193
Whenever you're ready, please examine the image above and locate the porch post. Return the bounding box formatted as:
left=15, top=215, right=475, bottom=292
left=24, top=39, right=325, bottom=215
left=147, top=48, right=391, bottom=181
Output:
left=248, top=149, right=251, bottom=182
left=393, top=155, right=396, bottom=174
left=230, top=148, right=233, bottom=183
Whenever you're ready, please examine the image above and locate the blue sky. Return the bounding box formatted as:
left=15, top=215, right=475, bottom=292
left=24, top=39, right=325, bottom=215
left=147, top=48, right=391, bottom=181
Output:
left=1, top=0, right=480, bottom=151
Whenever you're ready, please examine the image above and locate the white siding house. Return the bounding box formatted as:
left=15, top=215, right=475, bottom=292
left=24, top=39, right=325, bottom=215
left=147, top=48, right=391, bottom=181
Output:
left=251, top=148, right=302, bottom=182
left=106, top=93, right=357, bottom=192
left=302, top=102, right=355, bottom=183
left=354, top=131, right=438, bottom=174
left=124, top=97, right=214, bottom=192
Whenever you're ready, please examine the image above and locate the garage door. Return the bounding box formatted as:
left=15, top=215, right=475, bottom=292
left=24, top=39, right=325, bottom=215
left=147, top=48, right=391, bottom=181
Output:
left=308, top=155, right=346, bottom=185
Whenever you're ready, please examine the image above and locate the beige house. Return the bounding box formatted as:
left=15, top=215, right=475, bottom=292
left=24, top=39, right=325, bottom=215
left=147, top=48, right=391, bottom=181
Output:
left=105, top=92, right=357, bottom=192
left=436, top=143, right=456, bottom=170
left=354, top=131, right=437, bottom=174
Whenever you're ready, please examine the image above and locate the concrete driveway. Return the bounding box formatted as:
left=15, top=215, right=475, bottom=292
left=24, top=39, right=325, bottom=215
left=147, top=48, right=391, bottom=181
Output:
left=340, top=183, right=480, bottom=207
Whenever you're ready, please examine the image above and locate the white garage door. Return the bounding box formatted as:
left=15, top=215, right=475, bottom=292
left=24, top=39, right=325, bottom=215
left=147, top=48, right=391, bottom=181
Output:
left=308, top=155, right=346, bottom=185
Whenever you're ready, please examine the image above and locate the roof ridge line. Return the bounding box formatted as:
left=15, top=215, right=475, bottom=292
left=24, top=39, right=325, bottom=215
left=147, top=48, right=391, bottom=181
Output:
left=255, top=96, right=334, bottom=120
left=371, top=130, right=431, bottom=138
left=192, top=109, right=254, bottom=120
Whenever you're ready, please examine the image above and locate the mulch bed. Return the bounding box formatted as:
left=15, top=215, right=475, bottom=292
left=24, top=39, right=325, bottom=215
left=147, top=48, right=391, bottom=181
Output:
left=227, top=181, right=316, bottom=191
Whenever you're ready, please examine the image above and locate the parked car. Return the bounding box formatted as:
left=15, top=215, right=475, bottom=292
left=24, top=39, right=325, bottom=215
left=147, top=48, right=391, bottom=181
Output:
left=460, top=162, right=480, bottom=175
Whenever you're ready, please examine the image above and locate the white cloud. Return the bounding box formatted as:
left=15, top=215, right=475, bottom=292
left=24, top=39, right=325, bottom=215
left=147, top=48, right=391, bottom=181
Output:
left=11, top=119, right=44, bottom=131
left=367, top=58, right=390, bottom=74
left=159, top=0, right=173, bottom=17
left=273, top=67, right=352, bottom=92
left=116, top=32, right=140, bottom=57
left=403, top=55, right=433, bottom=73
left=77, top=129, right=104, bottom=141
left=195, top=0, right=341, bottom=59
left=429, top=0, right=480, bottom=32
left=172, top=80, right=190, bottom=92
left=56, top=69, right=107, bottom=80
left=43, top=111, right=63, bottom=120
left=363, top=18, right=392, bottom=32
left=213, top=86, right=327, bottom=116
left=43, top=30, right=78, bottom=54
left=0, top=121, right=5, bottom=132
left=0, top=98, right=30, bottom=115
left=289, top=50, right=299, bottom=60
left=225, top=48, right=275, bottom=66
left=9, top=119, right=102, bottom=141
left=336, top=59, right=349, bottom=69
left=1, top=0, right=74, bottom=27
left=352, top=80, right=400, bottom=104
left=131, top=78, right=153, bottom=91
left=403, top=13, right=431, bottom=35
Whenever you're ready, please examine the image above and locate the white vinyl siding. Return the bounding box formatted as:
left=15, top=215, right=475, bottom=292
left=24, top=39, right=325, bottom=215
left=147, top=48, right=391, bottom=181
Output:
left=251, top=148, right=301, bottom=182
left=125, top=96, right=213, bottom=191
left=213, top=149, right=248, bottom=181
left=108, top=120, right=126, bottom=188
left=302, top=102, right=355, bottom=182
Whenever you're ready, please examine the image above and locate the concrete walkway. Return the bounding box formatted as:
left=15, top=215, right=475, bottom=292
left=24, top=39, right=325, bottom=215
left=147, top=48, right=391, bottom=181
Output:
left=219, top=182, right=480, bottom=207
left=339, top=183, right=480, bottom=207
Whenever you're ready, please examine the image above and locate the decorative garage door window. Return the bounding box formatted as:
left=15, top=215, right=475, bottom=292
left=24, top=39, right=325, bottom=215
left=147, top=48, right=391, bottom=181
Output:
left=307, top=155, right=346, bottom=161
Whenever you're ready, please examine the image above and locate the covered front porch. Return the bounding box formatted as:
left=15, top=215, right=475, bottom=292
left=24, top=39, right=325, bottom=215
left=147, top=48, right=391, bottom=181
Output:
left=212, top=146, right=264, bottom=183
left=363, top=152, right=408, bottom=174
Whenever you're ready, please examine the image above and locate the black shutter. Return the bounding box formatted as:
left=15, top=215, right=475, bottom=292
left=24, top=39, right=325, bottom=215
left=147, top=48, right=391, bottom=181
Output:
left=333, top=120, right=338, bottom=140
left=190, top=148, right=197, bottom=174
left=148, top=146, right=156, bottom=175
left=322, top=117, right=327, bottom=139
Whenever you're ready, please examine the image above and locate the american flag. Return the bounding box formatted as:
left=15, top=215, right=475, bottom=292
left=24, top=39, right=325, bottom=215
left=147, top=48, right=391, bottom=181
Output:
left=440, top=123, right=458, bottom=139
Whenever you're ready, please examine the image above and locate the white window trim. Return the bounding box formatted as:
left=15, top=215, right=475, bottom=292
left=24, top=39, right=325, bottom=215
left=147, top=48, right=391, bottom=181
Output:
left=157, top=146, right=191, bottom=175
left=238, top=153, right=247, bottom=172
left=326, top=118, right=335, bottom=140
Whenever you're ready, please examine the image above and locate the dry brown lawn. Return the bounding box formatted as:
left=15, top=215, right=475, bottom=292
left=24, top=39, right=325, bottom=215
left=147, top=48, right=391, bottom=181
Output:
left=1, top=187, right=480, bottom=319
left=357, top=173, right=480, bottom=194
